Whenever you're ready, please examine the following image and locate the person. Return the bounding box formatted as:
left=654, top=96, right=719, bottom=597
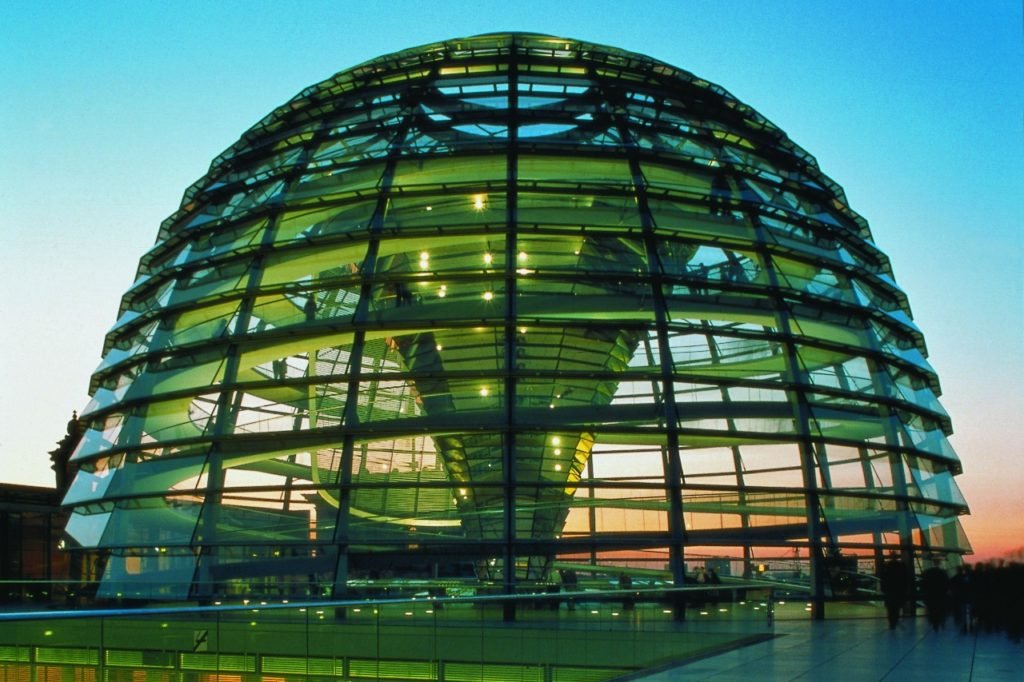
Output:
left=619, top=572, right=634, bottom=610
left=950, top=564, right=972, bottom=633
left=707, top=567, right=722, bottom=605
left=920, top=558, right=951, bottom=632
left=879, top=555, right=910, bottom=629
left=561, top=568, right=578, bottom=610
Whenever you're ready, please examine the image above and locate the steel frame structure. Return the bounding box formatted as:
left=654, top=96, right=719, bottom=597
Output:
left=63, top=34, right=970, bottom=609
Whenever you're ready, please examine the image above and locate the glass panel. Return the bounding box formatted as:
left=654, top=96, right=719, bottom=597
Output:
left=275, top=201, right=377, bottom=243
left=642, top=161, right=713, bottom=196
left=375, top=233, right=505, bottom=274
left=390, top=327, right=504, bottom=377
left=261, top=241, right=367, bottom=286
left=519, top=155, right=631, bottom=187
left=64, top=510, right=112, bottom=547
left=147, top=299, right=241, bottom=350
left=663, top=285, right=776, bottom=329
left=393, top=155, right=506, bottom=189
left=286, top=163, right=384, bottom=203
left=518, top=277, right=653, bottom=322
left=736, top=443, right=806, bottom=488
left=384, top=192, right=508, bottom=231
left=649, top=197, right=753, bottom=242
left=518, top=233, right=646, bottom=275
left=518, top=192, right=641, bottom=230
left=668, top=331, right=786, bottom=378
left=100, top=499, right=202, bottom=547
left=98, top=552, right=196, bottom=600
left=368, top=278, right=504, bottom=322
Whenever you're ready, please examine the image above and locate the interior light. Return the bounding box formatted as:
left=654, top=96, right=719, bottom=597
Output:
left=554, top=464, right=562, bottom=471
left=518, top=251, right=528, bottom=262
left=435, top=344, right=443, bottom=351
left=482, top=291, right=493, bottom=301
left=473, top=194, right=486, bottom=210
left=438, top=287, right=447, bottom=298
left=425, top=205, right=432, bottom=211
left=552, top=436, right=561, bottom=445
left=420, top=251, right=429, bottom=260
left=483, top=252, right=493, bottom=265
left=480, top=387, right=489, bottom=397
left=519, top=326, right=527, bottom=334
left=554, top=448, right=561, bottom=455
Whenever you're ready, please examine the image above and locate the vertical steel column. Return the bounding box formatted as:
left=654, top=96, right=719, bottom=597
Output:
left=192, top=147, right=316, bottom=598
left=864, top=353, right=917, bottom=605
left=501, top=37, right=520, bottom=621
left=702, top=325, right=754, bottom=575
left=331, top=101, right=415, bottom=599
left=749, top=237, right=828, bottom=619
left=603, top=83, right=687, bottom=616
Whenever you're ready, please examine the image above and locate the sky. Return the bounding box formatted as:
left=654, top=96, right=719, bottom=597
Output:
left=1, top=1, right=1021, bottom=561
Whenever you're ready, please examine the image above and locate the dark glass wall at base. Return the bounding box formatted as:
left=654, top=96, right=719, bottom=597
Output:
left=0, top=485, right=72, bottom=604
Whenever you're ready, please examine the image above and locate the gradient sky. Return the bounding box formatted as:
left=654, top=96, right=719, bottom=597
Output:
left=1, top=1, right=1021, bottom=560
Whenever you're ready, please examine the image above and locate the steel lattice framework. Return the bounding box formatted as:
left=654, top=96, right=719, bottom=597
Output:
left=63, top=33, right=970, bottom=603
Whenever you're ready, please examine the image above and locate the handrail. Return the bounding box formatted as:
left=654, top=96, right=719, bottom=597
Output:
left=0, top=583, right=764, bottom=622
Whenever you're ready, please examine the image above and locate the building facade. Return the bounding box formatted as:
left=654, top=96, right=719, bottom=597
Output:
left=61, top=34, right=970, bottom=603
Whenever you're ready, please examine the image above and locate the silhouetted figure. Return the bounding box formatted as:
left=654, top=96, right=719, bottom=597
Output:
left=880, top=555, right=910, bottom=629
left=967, top=560, right=1024, bottom=640
left=950, top=564, right=972, bottom=633
left=707, top=567, right=722, bottom=605
left=920, top=559, right=951, bottom=632
left=619, top=572, right=634, bottom=610
left=560, top=568, right=578, bottom=610
left=709, top=169, right=731, bottom=216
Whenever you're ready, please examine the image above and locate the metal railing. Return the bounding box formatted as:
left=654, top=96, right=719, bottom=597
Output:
left=0, top=582, right=775, bottom=681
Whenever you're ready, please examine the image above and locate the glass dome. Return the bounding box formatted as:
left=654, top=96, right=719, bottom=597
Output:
left=63, top=33, right=970, bottom=601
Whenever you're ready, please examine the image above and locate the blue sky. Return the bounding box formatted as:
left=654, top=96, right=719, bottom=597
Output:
left=1, top=0, right=1021, bottom=558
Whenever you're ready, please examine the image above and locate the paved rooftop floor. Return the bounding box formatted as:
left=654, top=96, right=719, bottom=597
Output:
left=627, top=618, right=1022, bottom=681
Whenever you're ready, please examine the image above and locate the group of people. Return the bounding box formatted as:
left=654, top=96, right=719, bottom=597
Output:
left=880, top=555, right=1024, bottom=641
